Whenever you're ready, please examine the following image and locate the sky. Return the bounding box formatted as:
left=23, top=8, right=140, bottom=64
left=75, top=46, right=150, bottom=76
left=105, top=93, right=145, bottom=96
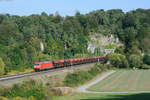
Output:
left=0, top=0, right=150, bottom=16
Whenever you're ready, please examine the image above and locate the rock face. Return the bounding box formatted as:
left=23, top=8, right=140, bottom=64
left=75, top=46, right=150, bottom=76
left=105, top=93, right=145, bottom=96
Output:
left=88, top=34, right=122, bottom=55
left=50, top=87, right=74, bottom=96
left=40, top=42, right=44, bottom=51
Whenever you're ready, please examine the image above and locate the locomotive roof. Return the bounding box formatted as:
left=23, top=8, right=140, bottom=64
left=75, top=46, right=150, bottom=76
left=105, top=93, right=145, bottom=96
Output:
left=35, top=61, right=51, bottom=63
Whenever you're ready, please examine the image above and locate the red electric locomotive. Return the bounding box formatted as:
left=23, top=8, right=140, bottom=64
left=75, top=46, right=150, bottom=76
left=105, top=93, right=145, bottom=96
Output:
left=34, top=61, right=54, bottom=71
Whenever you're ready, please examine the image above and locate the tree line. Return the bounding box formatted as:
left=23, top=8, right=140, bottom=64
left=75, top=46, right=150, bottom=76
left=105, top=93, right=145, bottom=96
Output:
left=0, top=8, right=150, bottom=75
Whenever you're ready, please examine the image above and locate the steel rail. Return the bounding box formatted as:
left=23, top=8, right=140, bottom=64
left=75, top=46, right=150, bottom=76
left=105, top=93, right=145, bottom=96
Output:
left=0, top=62, right=94, bottom=81
left=0, top=67, right=69, bottom=81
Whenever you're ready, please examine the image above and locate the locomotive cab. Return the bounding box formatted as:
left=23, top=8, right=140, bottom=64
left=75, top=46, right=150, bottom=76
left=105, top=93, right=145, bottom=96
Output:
left=34, top=63, right=41, bottom=71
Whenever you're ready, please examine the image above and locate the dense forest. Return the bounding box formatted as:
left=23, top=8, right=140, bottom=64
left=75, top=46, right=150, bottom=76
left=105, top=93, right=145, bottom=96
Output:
left=0, top=8, right=150, bottom=75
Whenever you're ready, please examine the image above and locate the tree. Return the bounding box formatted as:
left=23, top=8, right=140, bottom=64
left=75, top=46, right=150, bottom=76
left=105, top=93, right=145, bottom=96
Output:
left=107, top=53, right=129, bottom=68
left=1, top=9, right=150, bottom=74
left=0, top=19, right=18, bottom=46
left=143, top=54, right=150, bottom=65
left=115, top=46, right=124, bottom=54
left=123, top=12, right=138, bottom=28
left=27, top=45, right=37, bottom=64
left=141, top=38, right=150, bottom=53
left=128, top=54, right=142, bottom=68
left=0, top=57, right=5, bottom=76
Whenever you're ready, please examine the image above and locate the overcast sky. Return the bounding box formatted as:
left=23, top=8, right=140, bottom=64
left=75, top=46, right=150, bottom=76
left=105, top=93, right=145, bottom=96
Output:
left=0, top=0, right=150, bottom=16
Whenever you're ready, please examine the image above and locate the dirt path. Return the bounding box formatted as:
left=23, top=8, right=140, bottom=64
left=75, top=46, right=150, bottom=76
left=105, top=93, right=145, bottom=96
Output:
left=77, top=70, right=116, bottom=93
left=77, top=70, right=150, bottom=94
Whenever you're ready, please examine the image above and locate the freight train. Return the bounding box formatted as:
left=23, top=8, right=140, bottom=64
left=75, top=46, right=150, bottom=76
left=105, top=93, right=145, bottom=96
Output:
left=33, top=56, right=107, bottom=71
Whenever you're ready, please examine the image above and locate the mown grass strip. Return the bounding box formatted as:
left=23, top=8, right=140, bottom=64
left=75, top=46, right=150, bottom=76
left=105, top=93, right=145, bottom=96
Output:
left=88, top=71, right=123, bottom=91
left=113, top=70, right=137, bottom=91
left=142, top=71, right=150, bottom=90
left=100, top=70, right=129, bottom=92
left=137, top=70, right=150, bottom=91
left=121, top=70, right=141, bottom=91
left=104, top=70, right=132, bottom=92
left=88, top=70, right=150, bottom=92
left=136, top=70, right=147, bottom=90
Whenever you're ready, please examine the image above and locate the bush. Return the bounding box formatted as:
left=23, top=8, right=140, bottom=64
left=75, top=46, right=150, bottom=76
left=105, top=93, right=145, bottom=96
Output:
left=0, top=57, right=5, bottom=76
left=64, top=64, right=108, bottom=87
left=88, top=65, right=101, bottom=76
left=0, top=96, right=9, bottom=100
left=128, top=54, right=142, bottom=68
left=143, top=54, right=150, bottom=65
left=12, top=96, right=35, bottom=100
left=141, top=64, right=150, bottom=69
left=64, top=71, right=92, bottom=87
left=107, top=53, right=129, bottom=68
left=0, top=79, right=54, bottom=100
left=98, top=64, right=109, bottom=71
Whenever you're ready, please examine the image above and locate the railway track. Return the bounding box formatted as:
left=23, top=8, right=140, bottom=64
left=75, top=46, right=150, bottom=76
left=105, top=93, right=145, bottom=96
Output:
left=0, top=67, right=71, bottom=81
left=0, top=72, right=36, bottom=81
left=0, top=63, right=97, bottom=83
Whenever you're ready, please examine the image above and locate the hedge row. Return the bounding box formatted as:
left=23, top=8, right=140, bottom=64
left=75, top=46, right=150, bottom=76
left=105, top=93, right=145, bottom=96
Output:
left=64, top=64, right=109, bottom=87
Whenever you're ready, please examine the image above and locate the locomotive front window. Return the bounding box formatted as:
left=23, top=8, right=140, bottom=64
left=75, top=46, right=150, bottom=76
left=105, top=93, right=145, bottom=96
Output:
left=35, top=64, right=40, bottom=65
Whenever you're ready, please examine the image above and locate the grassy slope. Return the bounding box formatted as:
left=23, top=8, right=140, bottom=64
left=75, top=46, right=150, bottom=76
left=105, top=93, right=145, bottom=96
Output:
left=54, top=93, right=150, bottom=100
left=88, top=70, right=150, bottom=92
left=54, top=70, right=150, bottom=100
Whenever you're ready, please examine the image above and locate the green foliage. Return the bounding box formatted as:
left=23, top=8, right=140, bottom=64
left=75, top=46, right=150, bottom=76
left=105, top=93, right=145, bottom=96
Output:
left=141, top=64, right=150, bottom=69
left=0, top=57, right=5, bottom=76
left=12, top=96, right=35, bottom=100
left=64, top=71, right=92, bottom=87
left=0, top=96, right=9, bottom=100
left=115, top=46, right=125, bottom=54
left=143, top=54, right=150, bottom=65
left=107, top=53, right=129, bottom=68
left=103, top=44, right=117, bottom=49
left=64, top=64, right=107, bottom=87
left=88, top=65, right=101, bottom=76
left=0, top=79, right=53, bottom=100
left=1, top=9, right=150, bottom=74
left=128, top=54, right=142, bottom=68
left=141, top=38, right=150, bottom=53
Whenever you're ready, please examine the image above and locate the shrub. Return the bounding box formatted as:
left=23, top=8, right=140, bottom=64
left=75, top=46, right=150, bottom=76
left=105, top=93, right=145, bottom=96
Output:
left=12, top=96, right=35, bottom=100
left=0, top=57, right=5, bottom=76
left=64, top=64, right=108, bottom=87
left=0, top=96, right=9, bottom=100
left=0, top=79, right=54, bottom=100
left=107, top=53, right=128, bottom=68
left=128, top=54, right=142, bottom=68
left=88, top=65, right=101, bottom=76
left=143, top=54, right=150, bottom=65
left=64, top=71, right=92, bottom=87
left=141, top=64, right=150, bottom=69
left=97, top=64, right=108, bottom=71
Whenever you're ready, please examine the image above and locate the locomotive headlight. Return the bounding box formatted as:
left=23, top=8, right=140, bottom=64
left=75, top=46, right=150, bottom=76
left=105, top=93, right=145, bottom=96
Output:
left=34, top=63, right=40, bottom=68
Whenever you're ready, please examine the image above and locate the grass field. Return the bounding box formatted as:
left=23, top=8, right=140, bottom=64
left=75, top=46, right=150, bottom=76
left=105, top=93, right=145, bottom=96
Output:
left=54, top=70, right=150, bottom=100
left=88, top=70, right=150, bottom=92
left=55, top=93, right=150, bottom=100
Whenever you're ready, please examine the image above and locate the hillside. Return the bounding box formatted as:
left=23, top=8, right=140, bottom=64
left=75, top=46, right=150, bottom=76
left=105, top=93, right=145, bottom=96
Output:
left=0, top=8, right=150, bottom=75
